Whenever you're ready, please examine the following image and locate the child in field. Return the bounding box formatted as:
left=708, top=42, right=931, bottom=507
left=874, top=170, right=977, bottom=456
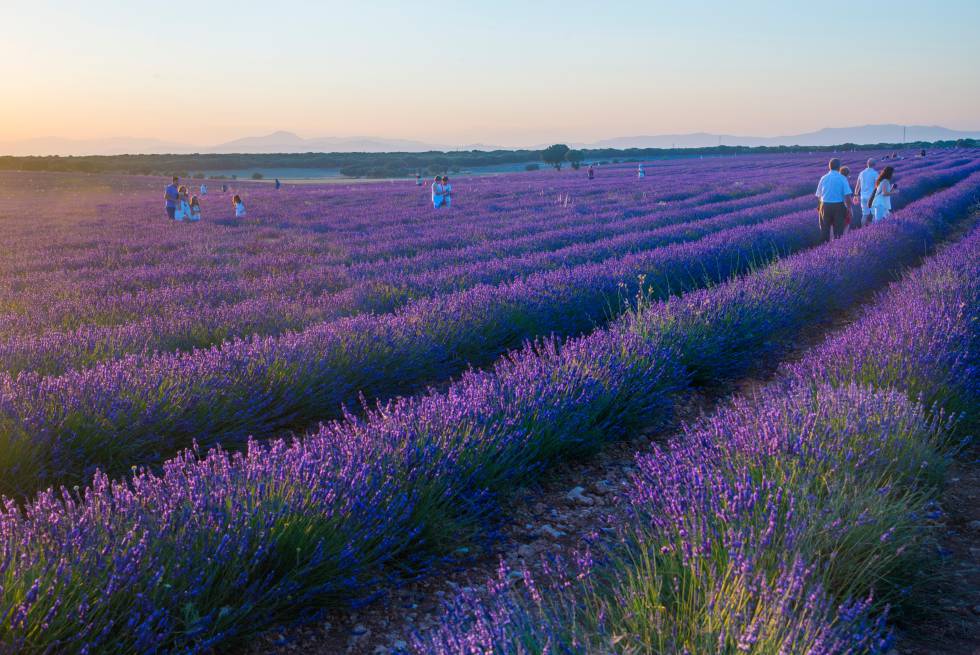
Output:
left=189, top=196, right=202, bottom=222
left=441, top=176, right=452, bottom=208
left=174, top=186, right=187, bottom=221
left=233, top=194, right=247, bottom=218
left=180, top=188, right=192, bottom=222
left=431, top=176, right=444, bottom=208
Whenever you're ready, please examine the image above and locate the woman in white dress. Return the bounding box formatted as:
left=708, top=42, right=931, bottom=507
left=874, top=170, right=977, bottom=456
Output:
left=179, top=188, right=192, bottom=222
left=869, top=166, right=897, bottom=223
left=431, top=176, right=444, bottom=209
left=233, top=194, right=247, bottom=218
left=441, top=176, right=452, bottom=208
left=174, top=186, right=187, bottom=221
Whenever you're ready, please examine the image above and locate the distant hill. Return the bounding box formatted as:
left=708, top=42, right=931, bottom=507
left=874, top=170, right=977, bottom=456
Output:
left=1, top=124, right=977, bottom=157
left=207, top=131, right=456, bottom=154
left=587, top=125, right=980, bottom=149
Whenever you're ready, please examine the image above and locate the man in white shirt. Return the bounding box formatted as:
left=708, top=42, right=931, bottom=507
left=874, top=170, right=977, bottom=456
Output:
left=815, top=158, right=852, bottom=242
left=852, top=158, right=878, bottom=228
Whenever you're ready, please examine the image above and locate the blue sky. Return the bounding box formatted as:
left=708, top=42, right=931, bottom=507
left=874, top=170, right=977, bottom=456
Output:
left=1, top=0, right=978, bottom=145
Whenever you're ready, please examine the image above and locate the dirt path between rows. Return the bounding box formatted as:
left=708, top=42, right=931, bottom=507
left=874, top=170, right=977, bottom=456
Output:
left=894, top=447, right=980, bottom=655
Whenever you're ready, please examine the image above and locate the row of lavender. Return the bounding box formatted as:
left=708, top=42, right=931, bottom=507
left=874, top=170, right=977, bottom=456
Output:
left=1, top=154, right=954, bottom=309
left=0, top=185, right=802, bottom=376
left=0, top=161, right=782, bottom=315
left=0, top=168, right=785, bottom=373
left=0, top=155, right=830, bottom=278
left=2, top=162, right=971, bottom=498
left=1, top=179, right=770, bottom=329
left=1, top=173, right=976, bottom=653
left=0, top=161, right=821, bottom=365
left=0, top=158, right=950, bottom=336
left=0, top=155, right=960, bottom=373
left=10, top=154, right=952, bottom=286
left=416, top=216, right=980, bottom=655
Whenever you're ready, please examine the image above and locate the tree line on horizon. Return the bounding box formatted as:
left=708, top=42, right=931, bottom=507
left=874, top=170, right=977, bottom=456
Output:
left=0, top=139, right=975, bottom=179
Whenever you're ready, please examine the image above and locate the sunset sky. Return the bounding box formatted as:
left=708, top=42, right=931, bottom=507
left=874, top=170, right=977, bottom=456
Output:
left=2, top=0, right=978, bottom=148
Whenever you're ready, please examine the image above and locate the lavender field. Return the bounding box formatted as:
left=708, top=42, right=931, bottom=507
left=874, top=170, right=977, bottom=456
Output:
left=1, top=151, right=979, bottom=654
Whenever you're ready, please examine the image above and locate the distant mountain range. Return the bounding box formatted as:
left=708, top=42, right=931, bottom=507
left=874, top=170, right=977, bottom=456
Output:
left=584, top=125, right=980, bottom=149
left=2, top=125, right=978, bottom=156
left=207, top=131, right=455, bottom=154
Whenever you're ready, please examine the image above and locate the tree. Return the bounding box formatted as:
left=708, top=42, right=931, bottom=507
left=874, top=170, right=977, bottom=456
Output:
left=565, top=150, right=584, bottom=170
left=541, top=144, right=570, bottom=170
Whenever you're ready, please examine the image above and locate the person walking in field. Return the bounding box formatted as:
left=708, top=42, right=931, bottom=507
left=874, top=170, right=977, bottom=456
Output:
left=416, top=172, right=423, bottom=186
left=233, top=194, right=247, bottom=218
left=868, top=166, right=898, bottom=223
left=165, top=176, right=179, bottom=220
left=431, top=176, right=444, bottom=208
left=588, top=164, right=594, bottom=180
left=853, top=158, right=878, bottom=228
left=200, top=183, right=208, bottom=196
left=637, top=163, right=645, bottom=178
left=275, top=178, right=282, bottom=190
left=815, top=158, right=852, bottom=242
left=441, top=176, right=452, bottom=208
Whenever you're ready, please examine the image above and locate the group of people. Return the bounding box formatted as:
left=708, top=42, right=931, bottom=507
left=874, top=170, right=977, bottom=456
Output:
left=430, top=175, right=453, bottom=209
left=815, top=157, right=897, bottom=242
left=164, top=158, right=902, bottom=233
left=164, top=177, right=202, bottom=222
left=164, top=176, right=247, bottom=221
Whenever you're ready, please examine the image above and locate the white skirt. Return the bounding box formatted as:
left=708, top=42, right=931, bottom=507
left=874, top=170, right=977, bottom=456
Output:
left=872, top=203, right=890, bottom=222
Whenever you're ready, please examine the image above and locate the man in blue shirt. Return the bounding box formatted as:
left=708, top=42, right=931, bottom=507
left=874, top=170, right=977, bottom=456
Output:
left=164, top=176, right=179, bottom=220
left=815, top=159, right=852, bottom=242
